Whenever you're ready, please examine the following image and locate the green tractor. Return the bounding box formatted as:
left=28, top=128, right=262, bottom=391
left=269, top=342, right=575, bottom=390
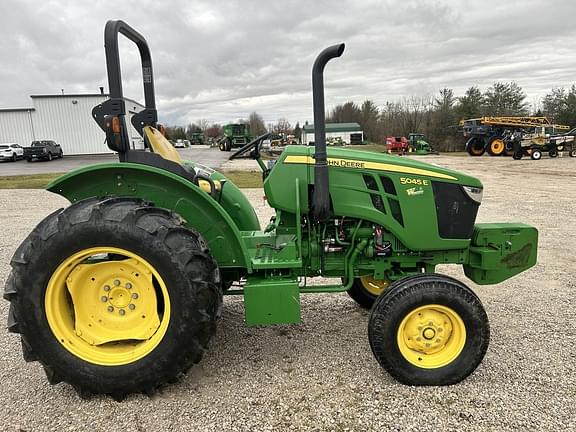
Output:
left=218, top=123, right=252, bottom=151
left=408, top=133, right=437, bottom=155
left=5, top=21, right=538, bottom=400
left=189, top=132, right=204, bottom=145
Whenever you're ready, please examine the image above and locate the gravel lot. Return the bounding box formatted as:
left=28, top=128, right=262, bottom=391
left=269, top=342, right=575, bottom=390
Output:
left=0, top=154, right=574, bottom=431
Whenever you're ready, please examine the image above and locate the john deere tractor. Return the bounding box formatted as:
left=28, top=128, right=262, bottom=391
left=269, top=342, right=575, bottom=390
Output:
left=4, top=21, right=538, bottom=400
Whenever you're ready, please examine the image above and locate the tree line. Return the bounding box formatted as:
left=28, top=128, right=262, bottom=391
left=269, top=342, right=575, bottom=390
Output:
left=165, top=83, right=576, bottom=151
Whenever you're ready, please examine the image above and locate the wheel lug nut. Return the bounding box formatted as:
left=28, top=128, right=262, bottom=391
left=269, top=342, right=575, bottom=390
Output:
left=114, top=279, right=121, bottom=286
left=103, top=285, right=110, bottom=291
left=125, top=283, right=132, bottom=289
left=132, top=293, right=138, bottom=299
left=119, top=309, right=126, bottom=316
left=101, top=296, right=108, bottom=302
left=107, top=306, right=114, bottom=312
left=129, top=304, right=136, bottom=310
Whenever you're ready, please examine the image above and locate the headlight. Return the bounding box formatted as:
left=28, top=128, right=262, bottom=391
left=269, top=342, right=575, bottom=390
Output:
left=462, top=186, right=483, bottom=203
left=43, top=148, right=47, bottom=153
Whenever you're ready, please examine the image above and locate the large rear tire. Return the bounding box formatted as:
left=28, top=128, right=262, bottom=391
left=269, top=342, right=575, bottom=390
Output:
left=368, top=273, right=489, bottom=386
left=4, top=197, right=222, bottom=399
left=465, top=137, right=485, bottom=156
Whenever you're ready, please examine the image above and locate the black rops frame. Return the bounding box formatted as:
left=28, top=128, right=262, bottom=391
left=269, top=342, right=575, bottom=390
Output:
left=92, top=20, right=158, bottom=159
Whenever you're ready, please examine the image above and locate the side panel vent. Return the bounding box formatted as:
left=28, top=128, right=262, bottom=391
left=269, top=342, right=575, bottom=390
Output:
left=387, top=197, right=404, bottom=226
left=371, top=194, right=386, bottom=213
left=363, top=174, right=379, bottom=191
left=380, top=176, right=397, bottom=195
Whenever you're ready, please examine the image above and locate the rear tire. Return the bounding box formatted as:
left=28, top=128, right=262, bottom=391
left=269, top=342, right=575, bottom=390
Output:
left=4, top=197, right=222, bottom=399
left=549, top=149, right=558, bottom=158
left=12, top=153, right=17, bottom=162
left=466, top=137, right=485, bottom=156
left=570, top=150, right=576, bottom=157
left=368, top=273, right=489, bottom=386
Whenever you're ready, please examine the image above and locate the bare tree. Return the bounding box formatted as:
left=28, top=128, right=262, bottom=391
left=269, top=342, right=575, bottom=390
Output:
left=272, top=118, right=292, bottom=135
left=249, top=112, right=267, bottom=136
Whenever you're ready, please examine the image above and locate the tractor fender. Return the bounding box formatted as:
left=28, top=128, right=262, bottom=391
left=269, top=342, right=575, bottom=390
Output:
left=47, top=162, right=252, bottom=270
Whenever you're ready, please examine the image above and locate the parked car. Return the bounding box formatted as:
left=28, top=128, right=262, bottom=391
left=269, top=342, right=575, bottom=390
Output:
left=0, top=143, right=24, bottom=162
left=24, top=140, right=63, bottom=161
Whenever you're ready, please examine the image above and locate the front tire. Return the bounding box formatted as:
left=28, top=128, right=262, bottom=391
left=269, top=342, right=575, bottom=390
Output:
left=347, top=276, right=390, bottom=309
left=368, top=274, right=489, bottom=386
left=4, top=197, right=222, bottom=399
left=531, top=149, right=542, bottom=160
left=487, top=136, right=505, bottom=156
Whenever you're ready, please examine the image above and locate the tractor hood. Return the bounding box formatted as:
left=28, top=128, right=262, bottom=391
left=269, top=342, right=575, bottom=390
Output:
left=281, top=145, right=482, bottom=188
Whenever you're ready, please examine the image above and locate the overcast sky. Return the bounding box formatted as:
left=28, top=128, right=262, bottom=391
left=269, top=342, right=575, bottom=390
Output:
left=2, top=0, right=576, bottom=127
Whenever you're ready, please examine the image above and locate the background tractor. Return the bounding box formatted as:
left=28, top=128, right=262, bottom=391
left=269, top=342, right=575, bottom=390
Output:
left=407, top=133, right=437, bottom=154
left=189, top=132, right=204, bottom=145
left=5, top=21, right=538, bottom=400
left=461, top=116, right=574, bottom=159
left=218, top=123, right=252, bottom=151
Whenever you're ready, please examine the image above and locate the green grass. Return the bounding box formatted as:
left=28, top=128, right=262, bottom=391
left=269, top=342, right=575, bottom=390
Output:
left=221, top=170, right=262, bottom=188
left=0, top=170, right=263, bottom=190
left=0, top=173, right=64, bottom=189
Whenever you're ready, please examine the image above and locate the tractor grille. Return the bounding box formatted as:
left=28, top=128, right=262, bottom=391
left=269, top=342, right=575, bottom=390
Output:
left=432, top=182, right=479, bottom=239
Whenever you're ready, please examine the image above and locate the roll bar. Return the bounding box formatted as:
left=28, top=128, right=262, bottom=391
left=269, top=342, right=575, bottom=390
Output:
left=92, top=20, right=158, bottom=158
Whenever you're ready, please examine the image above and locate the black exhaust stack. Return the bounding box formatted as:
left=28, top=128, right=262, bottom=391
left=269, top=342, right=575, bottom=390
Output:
left=312, top=43, right=345, bottom=222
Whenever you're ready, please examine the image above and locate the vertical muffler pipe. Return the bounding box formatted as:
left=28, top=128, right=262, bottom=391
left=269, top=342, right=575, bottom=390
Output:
left=312, top=43, right=345, bottom=222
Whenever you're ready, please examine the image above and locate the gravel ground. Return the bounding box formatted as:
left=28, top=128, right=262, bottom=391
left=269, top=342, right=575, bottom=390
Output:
left=0, top=154, right=575, bottom=431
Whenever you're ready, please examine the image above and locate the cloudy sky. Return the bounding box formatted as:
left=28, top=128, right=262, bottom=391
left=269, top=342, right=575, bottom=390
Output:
left=2, top=0, right=576, bottom=127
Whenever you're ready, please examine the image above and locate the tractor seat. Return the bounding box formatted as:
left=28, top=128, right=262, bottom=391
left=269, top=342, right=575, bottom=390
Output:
left=143, top=126, right=183, bottom=164
left=139, top=126, right=221, bottom=195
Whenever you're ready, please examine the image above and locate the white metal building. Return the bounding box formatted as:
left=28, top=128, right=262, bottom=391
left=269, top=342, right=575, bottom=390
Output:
left=302, top=122, right=364, bottom=145
left=0, top=94, right=144, bottom=155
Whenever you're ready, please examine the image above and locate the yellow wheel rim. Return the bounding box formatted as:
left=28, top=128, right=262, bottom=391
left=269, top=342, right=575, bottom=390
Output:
left=45, top=247, right=171, bottom=366
left=490, top=139, right=505, bottom=154
left=397, top=304, right=466, bottom=369
left=360, top=276, right=390, bottom=296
